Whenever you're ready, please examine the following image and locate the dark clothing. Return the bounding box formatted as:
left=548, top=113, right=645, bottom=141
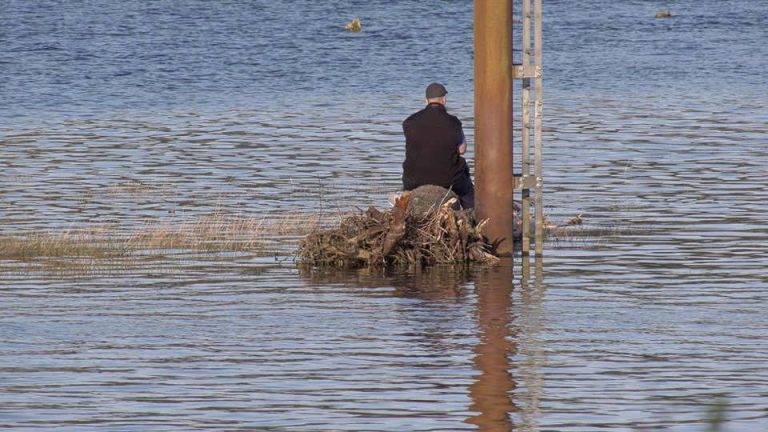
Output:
left=452, top=168, right=475, bottom=209
left=402, top=103, right=475, bottom=208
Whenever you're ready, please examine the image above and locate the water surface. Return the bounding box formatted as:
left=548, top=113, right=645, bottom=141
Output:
left=1, top=0, right=767, bottom=430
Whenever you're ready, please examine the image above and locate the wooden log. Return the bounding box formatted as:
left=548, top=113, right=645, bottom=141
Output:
left=382, top=192, right=410, bottom=257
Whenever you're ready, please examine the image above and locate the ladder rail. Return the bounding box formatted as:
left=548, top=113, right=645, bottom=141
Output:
left=513, top=0, right=544, bottom=257
left=521, top=0, right=532, bottom=254
left=533, top=0, right=544, bottom=256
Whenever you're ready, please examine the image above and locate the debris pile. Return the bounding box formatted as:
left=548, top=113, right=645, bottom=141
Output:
left=297, top=192, right=498, bottom=268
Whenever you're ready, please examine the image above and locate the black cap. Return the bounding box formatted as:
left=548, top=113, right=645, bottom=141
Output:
left=425, top=82, right=448, bottom=99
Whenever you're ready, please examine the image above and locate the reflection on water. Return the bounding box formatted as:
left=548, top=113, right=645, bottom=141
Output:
left=467, top=260, right=517, bottom=431
left=300, top=263, right=525, bottom=431
left=517, top=257, right=545, bottom=432
left=300, top=261, right=541, bottom=431
left=300, top=265, right=473, bottom=302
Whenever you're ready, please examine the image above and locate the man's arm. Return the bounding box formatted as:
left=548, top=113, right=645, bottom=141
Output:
left=458, top=129, right=467, bottom=155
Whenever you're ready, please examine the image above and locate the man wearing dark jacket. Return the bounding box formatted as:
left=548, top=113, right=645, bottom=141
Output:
left=402, top=83, right=475, bottom=209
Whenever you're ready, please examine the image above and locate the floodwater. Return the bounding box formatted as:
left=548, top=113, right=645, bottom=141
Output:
left=1, top=0, right=767, bottom=430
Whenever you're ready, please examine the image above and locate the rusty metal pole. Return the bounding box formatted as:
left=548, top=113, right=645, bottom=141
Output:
left=474, top=0, right=515, bottom=255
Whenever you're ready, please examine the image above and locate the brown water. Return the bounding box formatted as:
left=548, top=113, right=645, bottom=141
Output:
left=2, top=0, right=768, bottom=430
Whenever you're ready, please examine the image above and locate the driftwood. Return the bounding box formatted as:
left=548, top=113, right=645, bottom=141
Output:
left=297, top=192, right=498, bottom=268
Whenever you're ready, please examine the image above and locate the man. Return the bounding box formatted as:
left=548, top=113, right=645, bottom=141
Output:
left=402, top=82, right=475, bottom=209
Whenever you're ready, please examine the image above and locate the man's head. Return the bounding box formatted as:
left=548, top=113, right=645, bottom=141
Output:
left=425, top=82, right=448, bottom=106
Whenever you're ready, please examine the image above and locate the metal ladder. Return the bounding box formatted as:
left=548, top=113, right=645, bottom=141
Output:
left=512, top=0, right=543, bottom=256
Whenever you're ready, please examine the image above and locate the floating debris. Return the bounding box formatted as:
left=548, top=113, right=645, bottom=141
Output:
left=565, top=213, right=583, bottom=226
left=655, top=10, right=672, bottom=19
left=345, top=18, right=362, bottom=32
left=298, top=192, right=498, bottom=269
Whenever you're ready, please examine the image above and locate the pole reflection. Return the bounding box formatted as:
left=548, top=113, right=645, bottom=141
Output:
left=466, top=258, right=517, bottom=430
left=298, top=258, right=545, bottom=431
left=518, top=255, right=546, bottom=432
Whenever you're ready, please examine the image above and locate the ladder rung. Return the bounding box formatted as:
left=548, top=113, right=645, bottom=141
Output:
left=512, top=65, right=541, bottom=80
left=513, top=175, right=538, bottom=190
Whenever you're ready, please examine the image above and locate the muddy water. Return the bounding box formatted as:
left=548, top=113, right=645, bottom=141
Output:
left=2, top=0, right=768, bottom=430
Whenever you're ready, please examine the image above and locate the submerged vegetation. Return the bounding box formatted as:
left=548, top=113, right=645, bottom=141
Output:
left=0, top=210, right=328, bottom=262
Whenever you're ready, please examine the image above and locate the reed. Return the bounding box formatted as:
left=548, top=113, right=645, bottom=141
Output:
left=0, top=230, right=128, bottom=260
left=0, top=210, right=333, bottom=261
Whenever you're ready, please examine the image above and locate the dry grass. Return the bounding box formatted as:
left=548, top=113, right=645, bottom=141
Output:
left=0, top=227, right=128, bottom=260
left=127, top=211, right=318, bottom=251
left=0, top=210, right=334, bottom=261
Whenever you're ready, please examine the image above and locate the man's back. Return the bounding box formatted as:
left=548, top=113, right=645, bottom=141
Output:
left=402, top=103, right=466, bottom=190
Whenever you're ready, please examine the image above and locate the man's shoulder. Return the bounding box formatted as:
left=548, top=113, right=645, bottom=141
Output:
left=446, top=112, right=462, bottom=127
left=403, top=106, right=462, bottom=129
left=433, top=107, right=462, bottom=127
left=404, top=107, right=428, bottom=123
